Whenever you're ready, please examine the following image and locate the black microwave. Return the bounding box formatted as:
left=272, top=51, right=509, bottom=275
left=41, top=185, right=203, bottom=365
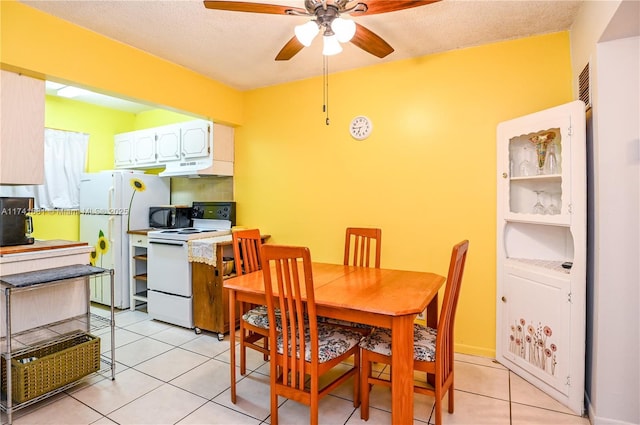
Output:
left=149, top=206, right=192, bottom=229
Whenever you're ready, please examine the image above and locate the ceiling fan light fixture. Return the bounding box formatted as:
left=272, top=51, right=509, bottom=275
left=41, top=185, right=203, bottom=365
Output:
left=322, top=34, right=342, bottom=56
left=331, top=17, right=356, bottom=43
left=294, top=20, right=319, bottom=47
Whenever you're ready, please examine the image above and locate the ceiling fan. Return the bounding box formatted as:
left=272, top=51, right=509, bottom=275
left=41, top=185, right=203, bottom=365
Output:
left=203, top=0, right=440, bottom=60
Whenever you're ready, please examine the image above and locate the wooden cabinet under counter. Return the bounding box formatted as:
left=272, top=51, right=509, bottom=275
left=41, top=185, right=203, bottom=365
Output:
left=192, top=235, right=269, bottom=339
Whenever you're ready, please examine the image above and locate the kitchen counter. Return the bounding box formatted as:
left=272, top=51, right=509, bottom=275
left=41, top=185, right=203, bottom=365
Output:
left=0, top=240, right=93, bottom=276
left=127, top=229, right=155, bottom=236
left=0, top=239, right=88, bottom=256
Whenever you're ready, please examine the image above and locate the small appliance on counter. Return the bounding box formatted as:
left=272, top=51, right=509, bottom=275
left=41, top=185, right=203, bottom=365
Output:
left=0, top=197, right=35, bottom=247
left=149, top=205, right=192, bottom=229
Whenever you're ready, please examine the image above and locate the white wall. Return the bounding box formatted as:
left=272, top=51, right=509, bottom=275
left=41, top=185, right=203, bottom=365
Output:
left=570, top=2, right=640, bottom=424
left=591, top=34, right=640, bottom=425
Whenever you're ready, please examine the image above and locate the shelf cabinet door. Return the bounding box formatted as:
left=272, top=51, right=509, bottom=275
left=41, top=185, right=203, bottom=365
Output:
left=496, top=100, right=586, bottom=415
left=499, top=264, right=571, bottom=396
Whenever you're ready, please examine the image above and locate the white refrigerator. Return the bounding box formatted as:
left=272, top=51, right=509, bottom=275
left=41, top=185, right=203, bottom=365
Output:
left=79, top=170, right=170, bottom=309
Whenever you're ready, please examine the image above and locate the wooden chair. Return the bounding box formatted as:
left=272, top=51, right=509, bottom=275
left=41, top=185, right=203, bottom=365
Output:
left=323, top=227, right=382, bottom=332
left=232, top=228, right=269, bottom=374
left=344, top=227, right=381, bottom=268
left=261, top=244, right=362, bottom=425
left=359, top=240, right=469, bottom=425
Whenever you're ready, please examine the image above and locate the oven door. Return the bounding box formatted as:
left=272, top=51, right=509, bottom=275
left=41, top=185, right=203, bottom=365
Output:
left=147, top=239, right=191, bottom=296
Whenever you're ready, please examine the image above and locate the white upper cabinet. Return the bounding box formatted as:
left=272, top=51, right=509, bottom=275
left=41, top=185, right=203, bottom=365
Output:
left=0, top=71, right=45, bottom=184
left=114, top=132, right=134, bottom=168
left=496, top=100, right=586, bottom=415
left=181, top=120, right=210, bottom=159
left=155, top=124, right=181, bottom=163
left=114, top=119, right=227, bottom=176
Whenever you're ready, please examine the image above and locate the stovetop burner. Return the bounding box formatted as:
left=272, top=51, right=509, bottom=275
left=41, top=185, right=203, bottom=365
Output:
left=149, top=226, right=231, bottom=241
left=159, top=228, right=204, bottom=234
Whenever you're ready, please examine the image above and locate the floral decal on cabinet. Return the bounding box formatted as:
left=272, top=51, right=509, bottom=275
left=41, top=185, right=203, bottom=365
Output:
left=509, top=318, right=557, bottom=376
left=90, top=230, right=110, bottom=266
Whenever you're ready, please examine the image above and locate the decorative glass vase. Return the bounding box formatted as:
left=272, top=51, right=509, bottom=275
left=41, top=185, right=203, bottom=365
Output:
left=529, top=131, right=556, bottom=175
left=535, top=142, right=548, bottom=175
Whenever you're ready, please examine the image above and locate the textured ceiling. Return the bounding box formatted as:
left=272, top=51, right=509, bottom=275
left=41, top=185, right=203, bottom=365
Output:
left=22, top=0, right=583, bottom=93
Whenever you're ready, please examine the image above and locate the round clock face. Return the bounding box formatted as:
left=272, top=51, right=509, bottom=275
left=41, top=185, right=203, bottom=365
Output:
left=349, top=115, right=372, bottom=140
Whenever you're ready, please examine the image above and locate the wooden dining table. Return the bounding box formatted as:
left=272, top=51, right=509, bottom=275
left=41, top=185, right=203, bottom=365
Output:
left=224, top=262, right=446, bottom=425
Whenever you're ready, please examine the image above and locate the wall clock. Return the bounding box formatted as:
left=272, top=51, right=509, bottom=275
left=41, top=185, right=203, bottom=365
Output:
left=349, top=115, right=372, bottom=140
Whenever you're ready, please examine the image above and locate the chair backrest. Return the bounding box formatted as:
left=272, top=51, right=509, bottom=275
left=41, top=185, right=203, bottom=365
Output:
left=344, top=227, right=382, bottom=268
left=232, top=229, right=263, bottom=276
left=436, top=240, right=469, bottom=380
left=261, top=244, right=318, bottom=388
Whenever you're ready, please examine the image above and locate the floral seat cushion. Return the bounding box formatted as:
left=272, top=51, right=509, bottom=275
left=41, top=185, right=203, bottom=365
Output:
left=276, top=323, right=363, bottom=363
left=242, top=305, right=282, bottom=330
left=359, top=323, right=438, bottom=362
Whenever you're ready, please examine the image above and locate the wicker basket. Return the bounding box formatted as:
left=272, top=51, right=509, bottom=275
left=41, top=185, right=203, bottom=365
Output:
left=2, top=331, right=100, bottom=403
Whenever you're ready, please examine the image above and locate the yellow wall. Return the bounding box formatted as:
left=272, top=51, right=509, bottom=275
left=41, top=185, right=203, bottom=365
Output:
left=0, top=1, right=243, bottom=125
left=236, top=33, right=573, bottom=356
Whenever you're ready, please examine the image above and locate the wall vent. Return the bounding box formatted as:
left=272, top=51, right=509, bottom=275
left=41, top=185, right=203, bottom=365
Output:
left=579, top=63, right=591, bottom=110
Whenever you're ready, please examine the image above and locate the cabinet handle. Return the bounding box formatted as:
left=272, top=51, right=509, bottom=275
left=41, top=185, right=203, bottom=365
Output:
left=502, top=172, right=508, bottom=179
left=501, top=296, right=507, bottom=303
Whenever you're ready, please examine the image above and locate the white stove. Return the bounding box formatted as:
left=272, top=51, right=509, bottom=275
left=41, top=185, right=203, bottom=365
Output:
left=146, top=201, right=235, bottom=329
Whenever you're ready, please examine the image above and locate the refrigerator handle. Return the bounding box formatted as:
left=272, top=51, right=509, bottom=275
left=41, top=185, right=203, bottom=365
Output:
left=108, top=186, right=115, bottom=211
left=109, top=216, right=115, bottom=242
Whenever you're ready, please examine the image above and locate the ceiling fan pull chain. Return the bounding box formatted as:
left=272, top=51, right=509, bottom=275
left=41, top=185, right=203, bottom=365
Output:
left=323, top=55, right=330, bottom=125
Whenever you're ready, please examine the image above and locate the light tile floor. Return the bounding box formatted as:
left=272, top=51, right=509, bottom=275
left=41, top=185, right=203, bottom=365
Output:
left=2, top=307, right=592, bottom=425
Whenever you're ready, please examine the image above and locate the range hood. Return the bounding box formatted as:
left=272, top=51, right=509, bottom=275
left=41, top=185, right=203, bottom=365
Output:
left=159, top=157, right=233, bottom=178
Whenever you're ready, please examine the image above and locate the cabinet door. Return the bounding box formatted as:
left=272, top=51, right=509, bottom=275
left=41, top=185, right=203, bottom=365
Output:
left=114, top=132, right=135, bottom=168
left=499, top=118, right=574, bottom=226
left=133, top=130, right=156, bottom=165
left=499, top=264, right=571, bottom=395
left=156, top=124, right=181, bottom=163
left=0, top=71, right=45, bottom=184
left=181, top=120, right=211, bottom=160
left=212, top=123, right=234, bottom=162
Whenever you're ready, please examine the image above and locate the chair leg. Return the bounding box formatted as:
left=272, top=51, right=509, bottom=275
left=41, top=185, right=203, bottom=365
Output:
left=263, top=335, right=269, bottom=361
left=434, top=397, right=442, bottom=425
left=310, top=398, right=319, bottom=425
left=270, top=386, right=279, bottom=425
left=360, top=352, right=370, bottom=421
left=353, top=349, right=361, bottom=408
left=448, top=383, right=454, bottom=413
left=239, top=326, right=247, bottom=375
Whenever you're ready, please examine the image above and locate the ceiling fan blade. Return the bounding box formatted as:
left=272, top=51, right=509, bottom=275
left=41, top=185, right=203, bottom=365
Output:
left=347, top=0, right=440, bottom=16
left=275, top=36, right=305, bottom=61
left=350, top=23, right=393, bottom=58
left=203, top=1, right=307, bottom=15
